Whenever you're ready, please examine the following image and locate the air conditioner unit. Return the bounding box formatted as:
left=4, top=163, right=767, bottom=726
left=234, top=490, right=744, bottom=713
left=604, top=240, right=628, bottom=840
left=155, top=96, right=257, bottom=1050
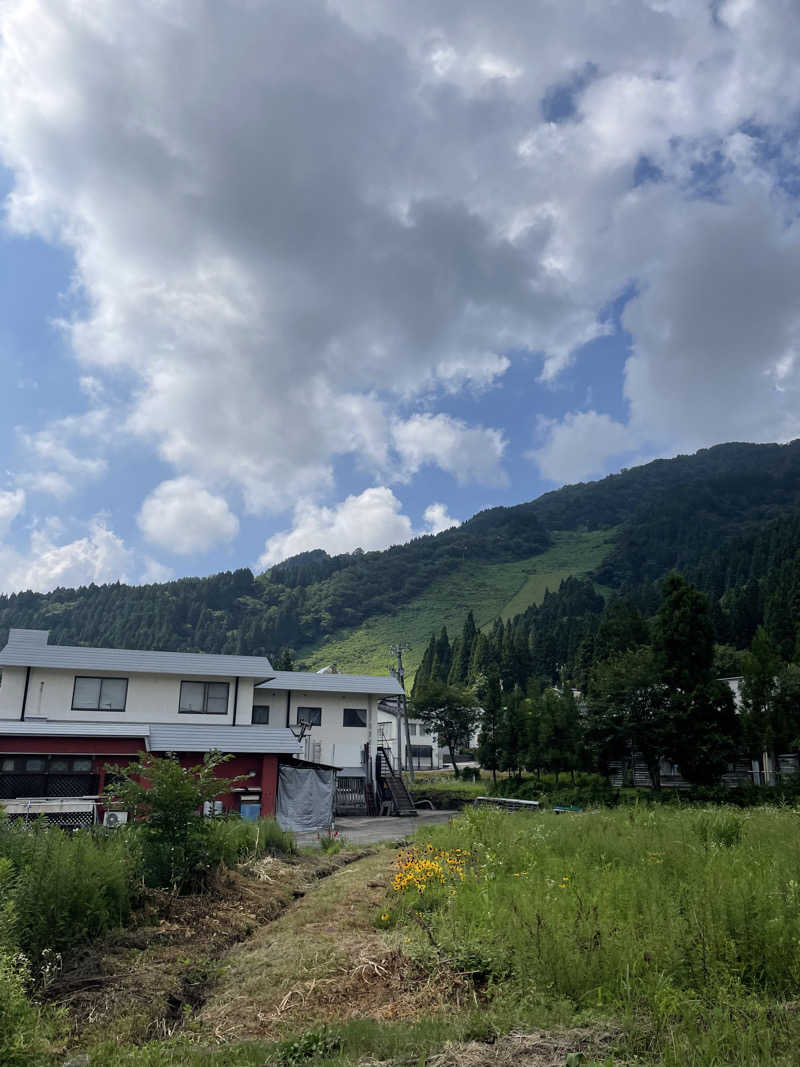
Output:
left=103, top=810, right=128, bottom=828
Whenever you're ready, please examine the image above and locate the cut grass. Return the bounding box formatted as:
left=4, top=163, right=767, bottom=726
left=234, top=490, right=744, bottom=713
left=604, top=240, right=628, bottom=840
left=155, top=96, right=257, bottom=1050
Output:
left=297, top=529, right=616, bottom=685
left=197, top=848, right=466, bottom=1041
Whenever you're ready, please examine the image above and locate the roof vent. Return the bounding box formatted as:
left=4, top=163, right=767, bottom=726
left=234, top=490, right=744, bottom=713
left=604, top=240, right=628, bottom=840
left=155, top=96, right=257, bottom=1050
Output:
left=7, top=629, right=50, bottom=647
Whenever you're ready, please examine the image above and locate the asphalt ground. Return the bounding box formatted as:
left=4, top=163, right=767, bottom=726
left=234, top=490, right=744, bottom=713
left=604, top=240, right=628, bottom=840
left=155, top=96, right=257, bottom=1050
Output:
left=296, top=809, right=457, bottom=848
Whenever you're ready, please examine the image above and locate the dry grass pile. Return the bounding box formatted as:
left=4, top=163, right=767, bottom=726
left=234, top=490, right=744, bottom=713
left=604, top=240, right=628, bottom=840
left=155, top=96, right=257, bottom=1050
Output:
left=365, top=1025, right=622, bottom=1067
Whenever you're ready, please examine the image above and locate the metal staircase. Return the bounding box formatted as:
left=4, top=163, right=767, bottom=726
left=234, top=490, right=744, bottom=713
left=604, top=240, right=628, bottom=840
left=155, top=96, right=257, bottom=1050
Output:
left=375, top=744, right=417, bottom=816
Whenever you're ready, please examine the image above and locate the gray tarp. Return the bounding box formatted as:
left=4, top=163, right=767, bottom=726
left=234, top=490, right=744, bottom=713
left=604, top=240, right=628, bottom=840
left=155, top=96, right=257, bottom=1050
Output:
left=275, top=764, right=335, bottom=833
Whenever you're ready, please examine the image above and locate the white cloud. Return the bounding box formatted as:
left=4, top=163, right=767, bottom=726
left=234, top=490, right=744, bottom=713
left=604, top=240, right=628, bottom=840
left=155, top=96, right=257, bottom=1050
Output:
left=140, top=557, right=174, bottom=584
left=137, top=478, right=240, bottom=555
left=423, top=502, right=460, bottom=534
left=529, top=411, right=634, bottom=484
left=1, top=0, right=800, bottom=530
left=18, top=409, right=112, bottom=498
left=0, top=489, right=25, bottom=536
left=393, top=414, right=508, bottom=487
left=259, top=487, right=416, bottom=568
left=0, top=518, right=134, bottom=593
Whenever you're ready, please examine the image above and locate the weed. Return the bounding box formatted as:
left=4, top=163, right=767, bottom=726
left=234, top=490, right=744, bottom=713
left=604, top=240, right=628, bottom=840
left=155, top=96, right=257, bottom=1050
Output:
left=271, top=1026, right=342, bottom=1064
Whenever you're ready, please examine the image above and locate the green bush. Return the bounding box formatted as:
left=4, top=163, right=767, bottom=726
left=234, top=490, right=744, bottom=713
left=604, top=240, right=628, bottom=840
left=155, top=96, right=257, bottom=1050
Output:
left=104, top=750, right=253, bottom=890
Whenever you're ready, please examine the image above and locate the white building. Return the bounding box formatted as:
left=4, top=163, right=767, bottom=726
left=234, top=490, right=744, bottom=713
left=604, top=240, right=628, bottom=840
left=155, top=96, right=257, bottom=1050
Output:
left=0, top=629, right=408, bottom=820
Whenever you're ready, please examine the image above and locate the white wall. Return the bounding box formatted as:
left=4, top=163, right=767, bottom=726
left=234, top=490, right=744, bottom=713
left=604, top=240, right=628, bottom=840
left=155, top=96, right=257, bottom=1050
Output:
left=0, top=666, right=257, bottom=726
left=254, top=687, right=381, bottom=771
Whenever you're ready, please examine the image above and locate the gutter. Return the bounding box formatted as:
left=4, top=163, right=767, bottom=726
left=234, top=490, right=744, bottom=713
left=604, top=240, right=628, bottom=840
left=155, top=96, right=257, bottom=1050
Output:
left=19, top=666, right=31, bottom=721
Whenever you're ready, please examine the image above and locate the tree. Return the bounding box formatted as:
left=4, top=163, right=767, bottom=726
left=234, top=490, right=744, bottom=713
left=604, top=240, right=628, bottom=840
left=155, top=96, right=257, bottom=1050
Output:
left=475, top=669, right=502, bottom=784
left=272, top=647, right=297, bottom=670
left=653, top=573, right=715, bottom=692
left=770, top=664, right=800, bottom=753
left=104, top=750, right=247, bottom=890
left=410, top=680, right=480, bottom=778
left=497, top=688, right=530, bottom=780
left=448, top=611, right=477, bottom=685
left=587, top=647, right=673, bottom=788
left=668, top=679, right=739, bottom=786
left=740, top=625, right=781, bottom=757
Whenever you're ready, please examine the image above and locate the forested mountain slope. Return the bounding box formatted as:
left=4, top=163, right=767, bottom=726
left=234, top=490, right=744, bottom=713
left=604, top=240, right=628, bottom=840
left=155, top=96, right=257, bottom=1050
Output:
left=3, top=440, right=800, bottom=680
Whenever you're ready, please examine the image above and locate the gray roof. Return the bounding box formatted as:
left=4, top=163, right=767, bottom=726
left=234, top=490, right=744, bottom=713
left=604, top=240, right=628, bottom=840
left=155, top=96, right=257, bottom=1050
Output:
left=0, top=720, right=150, bottom=740
left=257, top=670, right=404, bottom=696
left=0, top=718, right=301, bottom=755
left=148, top=725, right=301, bottom=754
left=0, top=629, right=275, bottom=680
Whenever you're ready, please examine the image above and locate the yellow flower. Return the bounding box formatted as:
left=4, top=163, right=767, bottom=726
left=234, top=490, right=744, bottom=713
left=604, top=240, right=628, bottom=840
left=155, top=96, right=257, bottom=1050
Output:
left=381, top=913, right=389, bottom=921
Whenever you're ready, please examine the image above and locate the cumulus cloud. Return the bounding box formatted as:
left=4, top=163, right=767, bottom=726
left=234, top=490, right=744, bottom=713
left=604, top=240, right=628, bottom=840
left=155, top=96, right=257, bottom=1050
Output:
left=259, top=487, right=415, bottom=568
left=0, top=518, right=134, bottom=593
left=423, top=502, right=460, bottom=534
left=393, top=414, right=508, bottom=487
left=0, top=489, right=25, bottom=536
left=529, top=411, right=634, bottom=484
left=258, top=487, right=461, bottom=568
left=1, top=0, right=800, bottom=557
left=18, top=408, right=112, bottom=498
left=137, top=477, right=240, bottom=555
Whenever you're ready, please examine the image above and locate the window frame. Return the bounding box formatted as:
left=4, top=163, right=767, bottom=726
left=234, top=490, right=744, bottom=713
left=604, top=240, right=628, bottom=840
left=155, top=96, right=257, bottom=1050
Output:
left=178, top=680, right=230, bottom=716
left=297, top=706, right=322, bottom=726
left=342, top=708, right=367, bottom=728
left=71, top=675, right=129, bottom=713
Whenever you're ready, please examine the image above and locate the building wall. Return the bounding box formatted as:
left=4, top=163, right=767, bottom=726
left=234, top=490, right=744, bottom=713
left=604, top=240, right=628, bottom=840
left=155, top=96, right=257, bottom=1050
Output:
left=254, top=687, right=381, bottom=771
left=0, top=666, right=257, bottom=726
left=0, top=738, right=279, bottom=817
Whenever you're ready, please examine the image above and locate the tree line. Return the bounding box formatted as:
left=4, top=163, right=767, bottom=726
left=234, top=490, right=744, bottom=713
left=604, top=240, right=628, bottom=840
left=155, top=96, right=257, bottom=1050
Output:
left=411, top=574, right=800, bottom=786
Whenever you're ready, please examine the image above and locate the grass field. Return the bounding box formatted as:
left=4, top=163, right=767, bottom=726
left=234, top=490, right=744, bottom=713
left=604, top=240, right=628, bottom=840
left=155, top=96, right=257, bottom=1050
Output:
left=63, top=805, right=800, bottom=1066
left=385, top=805, right=800, bottom=1065
left=297, top=528, right=616, bottom=683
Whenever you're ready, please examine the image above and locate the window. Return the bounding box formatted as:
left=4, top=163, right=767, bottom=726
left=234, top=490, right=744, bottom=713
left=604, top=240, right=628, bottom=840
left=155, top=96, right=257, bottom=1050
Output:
left=72, top=676, right=128, bottom=712
left=297, top=706, right=321, bottom=726
left=343, top=708, right=367, bottom=728
left=408, top=723, right=417, bottom=735
left=252, top=705, right=270, bottom=724
left=179, top=680, right=230, bottom=715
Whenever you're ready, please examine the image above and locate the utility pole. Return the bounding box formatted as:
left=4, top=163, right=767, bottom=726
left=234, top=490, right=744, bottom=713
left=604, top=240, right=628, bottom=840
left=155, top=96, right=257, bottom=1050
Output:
left=390, top=642, right=414, bottom=783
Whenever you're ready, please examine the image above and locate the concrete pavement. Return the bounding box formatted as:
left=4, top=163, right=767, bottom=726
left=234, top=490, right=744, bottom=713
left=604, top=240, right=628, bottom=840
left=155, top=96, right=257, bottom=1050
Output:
left=297, top=809, right=458, bottom=848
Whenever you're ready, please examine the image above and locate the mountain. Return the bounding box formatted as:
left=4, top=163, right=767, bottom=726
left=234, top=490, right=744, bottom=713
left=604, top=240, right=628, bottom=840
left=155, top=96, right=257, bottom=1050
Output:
left=4, top=440, right=800, bottom=683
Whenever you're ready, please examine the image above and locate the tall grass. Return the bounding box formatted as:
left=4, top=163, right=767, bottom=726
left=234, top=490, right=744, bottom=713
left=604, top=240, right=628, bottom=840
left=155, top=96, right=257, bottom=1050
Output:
left=0, top=816, right=141, bottom=963
left=205, top=816, right=296, bottom=866
left=389, top=805, right=800, bottom=1064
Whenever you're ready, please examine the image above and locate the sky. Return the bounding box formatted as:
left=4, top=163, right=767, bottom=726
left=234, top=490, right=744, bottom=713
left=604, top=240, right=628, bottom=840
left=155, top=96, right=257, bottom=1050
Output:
left=1, top=0, right=800, bottom=593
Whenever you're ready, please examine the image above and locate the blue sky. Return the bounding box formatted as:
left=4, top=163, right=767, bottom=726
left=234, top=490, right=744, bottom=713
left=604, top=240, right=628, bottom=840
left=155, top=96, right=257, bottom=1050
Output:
left=0, top=0, right=799, bottom=592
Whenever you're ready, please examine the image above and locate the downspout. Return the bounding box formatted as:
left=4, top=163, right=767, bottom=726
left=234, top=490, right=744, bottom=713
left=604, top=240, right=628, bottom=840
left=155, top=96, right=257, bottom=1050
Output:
left=19, top=666, right=31, bottom=721
left=286, top=690, right=291, bottom=727
left=232, top=677, right=240, bottom=726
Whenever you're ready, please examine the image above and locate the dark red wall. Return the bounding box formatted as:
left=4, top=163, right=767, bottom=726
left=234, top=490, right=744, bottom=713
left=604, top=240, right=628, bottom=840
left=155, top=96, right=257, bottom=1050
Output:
left=0, top=738, right=281, bottom=817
